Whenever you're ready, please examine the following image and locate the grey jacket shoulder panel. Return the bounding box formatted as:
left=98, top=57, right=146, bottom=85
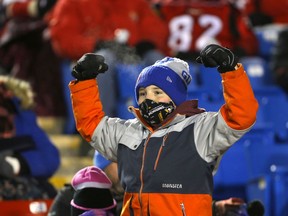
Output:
left=90, top=110, right=253, bottom=171
left=90, top=116, right=148, bottom=161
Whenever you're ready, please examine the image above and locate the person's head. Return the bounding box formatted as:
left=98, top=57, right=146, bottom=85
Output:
left=70, top=166, right=117, bottom=216
left=0, top=75, right=35, bottom=110
left=0, top=76, right=36, bottom=138
left=0, top=81, right=15, bottom=138
left=134, top=57, right=192, bottom=126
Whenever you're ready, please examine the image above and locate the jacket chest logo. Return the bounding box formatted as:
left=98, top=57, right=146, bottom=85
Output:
left=162, top=183, right=183, bottom=189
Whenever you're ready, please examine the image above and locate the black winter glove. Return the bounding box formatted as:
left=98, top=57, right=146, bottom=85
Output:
left=196, top=44, right=238, bottom=73
left=72, top=53, right=108, bottom=81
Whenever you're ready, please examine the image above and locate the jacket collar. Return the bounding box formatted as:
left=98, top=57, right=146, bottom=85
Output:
left=129, top=100, right=206, bottom=132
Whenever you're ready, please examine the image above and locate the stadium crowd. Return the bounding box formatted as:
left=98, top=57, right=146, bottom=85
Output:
left=0, top=0, right=288, bottom=215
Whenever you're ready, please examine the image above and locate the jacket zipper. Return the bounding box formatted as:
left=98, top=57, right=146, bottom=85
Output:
left=138, top=134, right=151, bottom=215
left=180, top=203, right=187, bottom=216
left=153, top=133, right=169, bottom=171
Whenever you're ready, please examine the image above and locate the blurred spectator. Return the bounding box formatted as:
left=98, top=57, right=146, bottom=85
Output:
left=0, top=75, right=60, bottom=200
left=48, top=183, right=74, bottom=216
left=237, top=0, right=288, bottom=81
left=270, top=28, right=288, bottom=94
left=239, top=0, right=288, bottom=27
left=48, top=152, right=124, bottom=216
left=0, top=0, right=67, bottom=118
left=213, top=198, right=265, bottom=216
left=48, top=165, right=118, bottom=216
left=47, top=0, right=168, bottom=61
left=2, top=0, right=56, bottom=19
left=150, top=0, right=259, bottom=60
left=70, top=166, right=117, bottom=216
left=213, top=197, right=248, bottom=215
left=0, top=2, right=6, bottom=34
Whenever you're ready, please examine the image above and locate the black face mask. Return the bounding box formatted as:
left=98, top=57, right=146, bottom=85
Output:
left=139, top=99, right=175, bottom=127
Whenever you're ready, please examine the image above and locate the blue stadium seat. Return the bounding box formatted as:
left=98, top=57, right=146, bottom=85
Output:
left=254, top=26, right=279, bottom=60
left=213, top=140, right=249, bottom=200
left=215, top=131, right=269, bottom=181
left=115, top=63, right=144, bottom=119
left=273, top=167, right=288, bottom=216
left=115, top=63, right=144, bottom=100
left=244, top=137, right=288, bottom=216
left=245, top=175, right=273, bottom=216
left=198, top=65, right=222, bottom=90
left=240, top=56, right=273, bottom=88
left=187, top=61, right=201, bottom=92
left=117, top=99, right=135, bottom=119
left=198, top=99, right=223, bottom=112
left=244, top=138, right=283, bottom=179
left=187, top=65, right=223, bottom=103
left=214, top=140, right=250, bottom=186
left=187, top=62, right=215, bottom=102
left=254, top=88, right=288, bottom=142
left=213, top=130, right=271, bottom=201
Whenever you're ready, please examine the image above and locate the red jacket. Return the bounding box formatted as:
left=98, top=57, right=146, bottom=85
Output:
left=243, top=0, right=288, bottom=24
left=157, top=1, right=259, bottom=56
left=47, top=0, right=169, bottom=60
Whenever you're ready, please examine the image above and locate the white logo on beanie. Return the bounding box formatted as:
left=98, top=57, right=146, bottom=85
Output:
left=166, top=76, right=172, bottom=83
left=154, top=57, right=192, bottom=87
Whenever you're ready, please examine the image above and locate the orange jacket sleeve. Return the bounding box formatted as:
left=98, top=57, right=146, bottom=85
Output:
left=220, top=64, right=258, bottom=130
left=69, top=79, right=104, bottom=142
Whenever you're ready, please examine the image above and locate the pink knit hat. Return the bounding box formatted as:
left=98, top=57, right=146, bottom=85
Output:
left=71, top=166, right=113, bottom=190
left=70, top=166, right=117, bottom=214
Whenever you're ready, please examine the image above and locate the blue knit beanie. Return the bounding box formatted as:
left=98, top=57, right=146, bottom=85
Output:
left=135, top=57, right=192, bottom=106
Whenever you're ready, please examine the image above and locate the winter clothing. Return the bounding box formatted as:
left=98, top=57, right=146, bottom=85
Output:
left=0, top=76, right=60, bottom=177
left=135, top=57, right=191, bottom=106
left=69, top=55, right=258, bottom=215
left=71, top=166, right=113, bottom=191
left=71, top=166, right=117, bottom=216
